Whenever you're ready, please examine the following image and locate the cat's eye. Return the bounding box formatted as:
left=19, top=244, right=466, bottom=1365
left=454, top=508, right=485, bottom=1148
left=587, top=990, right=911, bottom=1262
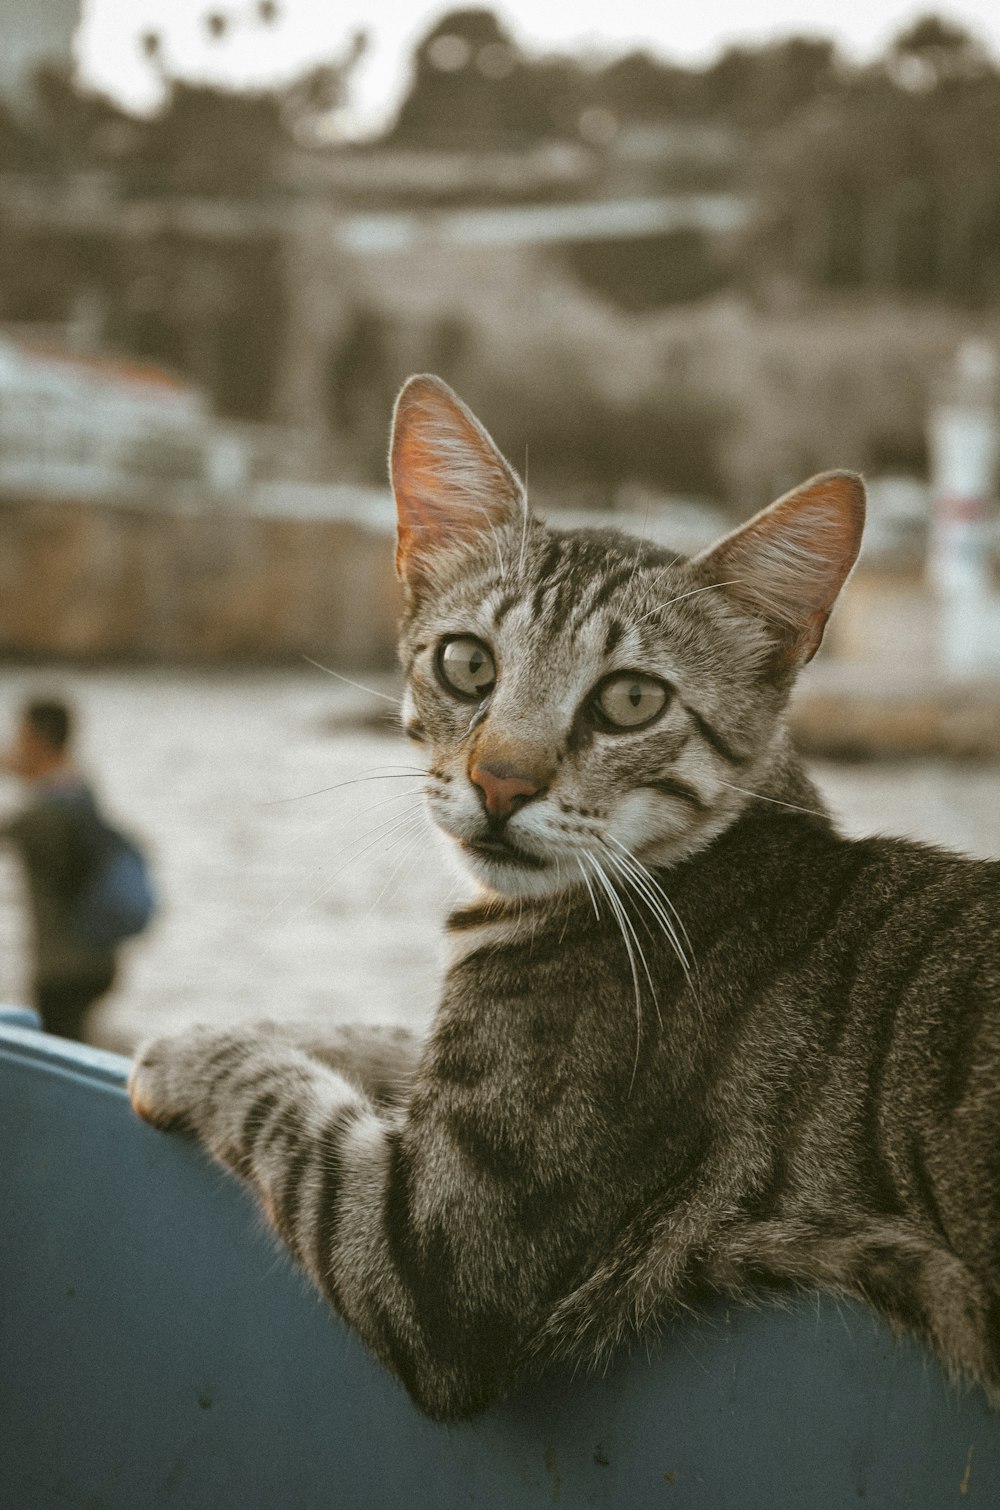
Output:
left=593, top=673, right=668, bottom=730
left=436, top=636, right=497, bottom=701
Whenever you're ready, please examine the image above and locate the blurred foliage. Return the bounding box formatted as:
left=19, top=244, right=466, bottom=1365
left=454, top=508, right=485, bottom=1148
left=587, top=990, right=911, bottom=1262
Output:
left=385, top=8, right=1000, bottom=306
left=322, top=313, right=731, bottom=502
left=387, top=10, right=844, bottom=143
left=390, top=10, right=553, bottom=147
left=133, top=83, right=285, bottom=194
left=1, top=7, right=998, bottom=490
left=563, top=230, right=731, bottom=312
left=752, top=19, right=1000, bottom=303
left=0, top=25, right=365, bottom=191
left=480, top=379, right=731, bottom=502
left=0, top=7, right=997, bottom=306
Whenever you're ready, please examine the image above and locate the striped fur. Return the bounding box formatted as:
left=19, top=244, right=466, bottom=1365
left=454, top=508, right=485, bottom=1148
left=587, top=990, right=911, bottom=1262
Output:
left=131, top=377, right=1000, bottom=1421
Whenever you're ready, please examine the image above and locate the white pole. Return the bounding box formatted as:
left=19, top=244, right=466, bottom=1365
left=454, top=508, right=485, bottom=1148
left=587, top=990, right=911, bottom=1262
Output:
left=927, top=339, right=1000, bottom=674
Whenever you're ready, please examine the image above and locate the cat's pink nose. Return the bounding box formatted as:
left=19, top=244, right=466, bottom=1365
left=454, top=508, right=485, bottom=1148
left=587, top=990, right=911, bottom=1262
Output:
left=469, top=761, right=545, bottom=820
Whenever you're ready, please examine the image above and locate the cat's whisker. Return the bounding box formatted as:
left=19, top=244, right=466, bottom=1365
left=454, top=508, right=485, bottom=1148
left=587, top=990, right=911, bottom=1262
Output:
left=260, top=802, right=425, bottom=928
left=340, top=785, right=429, bottom=833
left=635, top=553, right=684, bottom=602
left=598, top=841, right=682, bottom=945
left=713, top=780, right=826, bottom=819
left=518, top=449, right=530, bottom=578
left=301, top=655, right=403, bottom=706
left=587, top=856, right=642, bottom=1021
left=262, top=768, right=426, bottom=806
left=622, top=507, right=652, bottom=593
left=634, top=579, right=744, bottom=627
left=144, top=386, right=1000, bottom=1422
left=601, top=848, right=692, bottom=995
left=601, top=840, right=683, bottom=946
left=291, top=807, right=429, bottom=927
left=575, top=857, right=602, bottom=924
left=599, top=855, right=660, bottom=947
left=555, top=859, right=575, bottom=944
left=587, top=854, right=659, bottom=1088
left=298, top=784, right=428, bottom=846
left=278, top=786, right=428, bottom=894
left=604, top=836, right=698, bottom=981
left=593, top=852, right=664, bottom=1031
left=362, top=814, right=435, bottom=920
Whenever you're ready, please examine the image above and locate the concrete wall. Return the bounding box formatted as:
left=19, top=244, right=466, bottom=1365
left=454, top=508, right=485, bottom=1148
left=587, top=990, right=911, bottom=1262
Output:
left=0, top=494, right=402, bottom=666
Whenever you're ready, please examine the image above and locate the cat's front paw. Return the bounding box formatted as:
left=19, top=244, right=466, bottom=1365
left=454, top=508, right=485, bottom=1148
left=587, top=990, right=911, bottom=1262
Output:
left=128, top=1033, right=196, bottom=1130
left=128, top=1025, right=245, bottom=1132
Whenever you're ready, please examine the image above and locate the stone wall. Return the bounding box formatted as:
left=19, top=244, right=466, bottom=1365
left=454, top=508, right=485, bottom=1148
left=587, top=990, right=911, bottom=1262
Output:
left=0, top=494, right=402, bottom=666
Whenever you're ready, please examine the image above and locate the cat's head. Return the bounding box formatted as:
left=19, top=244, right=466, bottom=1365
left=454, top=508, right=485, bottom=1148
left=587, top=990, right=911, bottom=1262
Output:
left=390, top=374, right=864, bottom=900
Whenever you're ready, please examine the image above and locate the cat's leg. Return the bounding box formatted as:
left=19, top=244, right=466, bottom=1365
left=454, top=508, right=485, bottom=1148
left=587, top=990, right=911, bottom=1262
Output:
left=129, top=1022, right=566, bottom=1420
left=715, top=1218, right=1000, bottom=1404
left=240, top=1018, right=424, bottom=1108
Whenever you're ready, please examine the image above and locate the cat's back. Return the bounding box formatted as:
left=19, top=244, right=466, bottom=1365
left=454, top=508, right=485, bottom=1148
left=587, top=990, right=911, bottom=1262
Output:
left=687, top=810, right=999, bottom=1122
left=678, top=807, right=999, bottom=998
left=677, top=810, right=1000, bottom=1257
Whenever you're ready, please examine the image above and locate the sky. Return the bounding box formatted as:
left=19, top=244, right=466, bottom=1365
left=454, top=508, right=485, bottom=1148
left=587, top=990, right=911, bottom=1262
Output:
left=77, top=0, right=1000, bottom=135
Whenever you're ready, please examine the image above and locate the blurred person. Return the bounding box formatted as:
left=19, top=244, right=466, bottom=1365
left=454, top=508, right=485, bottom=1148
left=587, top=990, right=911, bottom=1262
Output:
left=0, top=698, right=154, bottom=1041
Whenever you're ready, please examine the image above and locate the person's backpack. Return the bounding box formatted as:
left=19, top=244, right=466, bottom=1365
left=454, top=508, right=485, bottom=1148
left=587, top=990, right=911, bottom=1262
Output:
left=75, top=822, right=157, bottom=948
left=47, top=786, right=158, bottom=949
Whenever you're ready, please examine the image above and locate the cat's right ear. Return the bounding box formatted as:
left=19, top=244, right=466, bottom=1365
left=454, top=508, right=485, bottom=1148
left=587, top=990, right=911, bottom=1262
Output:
left=390, top=375, right=525, bottom=590
left=694, top=470, right=866, bottom=670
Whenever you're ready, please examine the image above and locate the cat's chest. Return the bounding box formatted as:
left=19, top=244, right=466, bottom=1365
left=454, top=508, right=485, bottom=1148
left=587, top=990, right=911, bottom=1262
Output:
left=433, top=973, right=582, bottom=1093
left=434, top=932, right=669, bottom=1119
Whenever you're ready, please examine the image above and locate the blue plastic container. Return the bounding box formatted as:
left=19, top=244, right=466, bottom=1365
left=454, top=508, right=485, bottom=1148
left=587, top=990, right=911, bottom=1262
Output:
left=1, top=1005, right=997, bottom=1508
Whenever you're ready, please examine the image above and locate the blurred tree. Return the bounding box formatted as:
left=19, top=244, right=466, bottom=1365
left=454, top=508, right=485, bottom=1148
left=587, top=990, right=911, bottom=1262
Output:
left=132, top=83, right=285, bottom=193
left=122, top=13, right=367, bottom=186
left=29, top=63, right=137, bottom=171
left=888, top=15, right=989, bottom=88
left=280, top=30, right=368, bottom=146
left=325, top=306, right=398, bottom=473
left=389, top=18, right=850, bottom=152
left=564, top=229, right=730, bottom=310
left=700, top=37, right=838, bottom=128
left=600, top=51, right=691, bottom=120
left=752, top=16, right=1000, bottom=303
left=0, top=100, right=40, bottom=171
left=389, top=9, right=569, bottom=146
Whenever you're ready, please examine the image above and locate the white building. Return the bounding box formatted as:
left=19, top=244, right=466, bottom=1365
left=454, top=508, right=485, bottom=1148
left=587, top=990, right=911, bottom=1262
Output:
left=0, top=332, right=207, bottom=498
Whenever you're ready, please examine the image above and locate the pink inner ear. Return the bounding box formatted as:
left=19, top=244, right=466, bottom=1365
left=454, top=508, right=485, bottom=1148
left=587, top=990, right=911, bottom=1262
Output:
left=699, top=470, right=866, bottom=666
left=390, top=376, right=523, bottom=586
left=392, top=426, right=458, bottom=556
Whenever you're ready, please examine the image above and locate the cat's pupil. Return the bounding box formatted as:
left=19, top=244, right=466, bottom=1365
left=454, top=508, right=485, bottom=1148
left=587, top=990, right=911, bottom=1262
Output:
left=596, top=673, right=667, bottom=729
left=438, top=636, right=497, bottom=700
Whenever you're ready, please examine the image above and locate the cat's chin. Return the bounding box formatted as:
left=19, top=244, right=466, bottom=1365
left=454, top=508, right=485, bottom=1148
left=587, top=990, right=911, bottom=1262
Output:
left=446, top=836, right=570, bottom=900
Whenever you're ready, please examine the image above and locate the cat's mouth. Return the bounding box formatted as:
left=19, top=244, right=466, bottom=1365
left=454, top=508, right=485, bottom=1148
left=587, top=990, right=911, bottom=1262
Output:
left=459, top=836, right=550, bottom=871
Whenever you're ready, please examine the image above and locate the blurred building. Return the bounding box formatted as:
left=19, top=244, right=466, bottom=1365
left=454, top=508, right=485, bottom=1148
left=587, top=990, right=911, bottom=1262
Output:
left=2, top=11, right=1000, bottom=525
left=0, top=330, right=203, bottom=497
left=0, top=135, right=749, bottom=492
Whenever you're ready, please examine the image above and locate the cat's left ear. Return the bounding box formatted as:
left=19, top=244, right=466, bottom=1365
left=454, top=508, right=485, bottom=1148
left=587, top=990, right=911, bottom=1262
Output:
left=694, top=470, right=866, bottom=669
left=390, top=374, right=525, bottom=590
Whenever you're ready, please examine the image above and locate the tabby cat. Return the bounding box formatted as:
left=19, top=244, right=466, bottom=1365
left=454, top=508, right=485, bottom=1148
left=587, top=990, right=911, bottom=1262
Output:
left=130, top=374, right=1000, bottom=1422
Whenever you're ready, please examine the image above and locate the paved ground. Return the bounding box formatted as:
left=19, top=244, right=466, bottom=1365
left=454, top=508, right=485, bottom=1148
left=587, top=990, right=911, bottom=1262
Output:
left=1, top=667, right=997, bottom=1054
